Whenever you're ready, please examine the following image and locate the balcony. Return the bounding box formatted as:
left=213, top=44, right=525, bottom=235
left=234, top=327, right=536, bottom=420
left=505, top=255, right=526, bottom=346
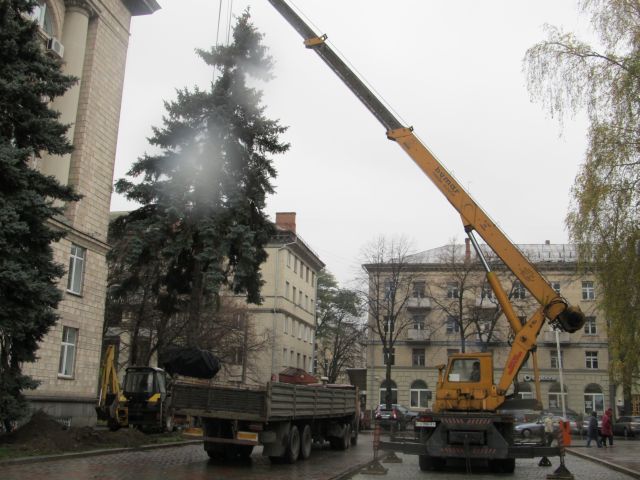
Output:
left=407, top=329, right=430, bottom=343
left=542, top=330, right=570, bottom=344
left=406, top=297, right=431, bottom=309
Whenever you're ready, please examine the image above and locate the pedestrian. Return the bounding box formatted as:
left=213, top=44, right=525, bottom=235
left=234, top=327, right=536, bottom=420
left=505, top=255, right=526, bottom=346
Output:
left=586, top=411, right=602, bottom=448
left=601, top=408, right=613, bottom=447
left=544, top=414, right=555, bottom=446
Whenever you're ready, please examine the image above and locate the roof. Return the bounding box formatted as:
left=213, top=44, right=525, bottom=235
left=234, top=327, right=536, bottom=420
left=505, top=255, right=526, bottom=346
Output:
left=406, top=243, right=578, bottom=265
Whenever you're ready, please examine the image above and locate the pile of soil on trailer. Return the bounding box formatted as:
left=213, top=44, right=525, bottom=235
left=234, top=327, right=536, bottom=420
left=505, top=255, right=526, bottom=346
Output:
left=0, top=411, right=180, bottom=459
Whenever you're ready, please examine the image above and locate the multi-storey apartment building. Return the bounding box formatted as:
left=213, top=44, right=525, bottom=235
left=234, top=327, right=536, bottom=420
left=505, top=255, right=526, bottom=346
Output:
left=218, top=212, right=324, bottom=385
left=365, top=241, right=611, bottom=418
left=21, top=0, right=159, bottom=426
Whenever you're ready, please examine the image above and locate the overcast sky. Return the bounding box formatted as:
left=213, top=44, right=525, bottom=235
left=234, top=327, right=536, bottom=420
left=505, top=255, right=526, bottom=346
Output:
left=112, top=1, right=592, bottom=286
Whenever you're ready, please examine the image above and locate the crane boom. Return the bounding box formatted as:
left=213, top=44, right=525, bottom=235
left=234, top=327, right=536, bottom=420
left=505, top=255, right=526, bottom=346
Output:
left=268, top=0, right=585, bottom=406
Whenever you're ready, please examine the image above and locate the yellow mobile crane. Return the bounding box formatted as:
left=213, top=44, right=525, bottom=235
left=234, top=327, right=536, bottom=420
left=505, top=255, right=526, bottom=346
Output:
left=268, top=0, right=585, bottom=473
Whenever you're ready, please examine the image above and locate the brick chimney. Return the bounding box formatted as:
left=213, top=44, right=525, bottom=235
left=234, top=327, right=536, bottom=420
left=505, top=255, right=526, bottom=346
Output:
left=276, top=212, right=296, bottom=233
left=465, top=238, right=471, bottom=262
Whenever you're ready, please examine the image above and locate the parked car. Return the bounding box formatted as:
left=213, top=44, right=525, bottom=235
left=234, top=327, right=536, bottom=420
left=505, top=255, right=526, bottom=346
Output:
left=375, top=403, right=408, bottom=431
left=405, top=409, right=421, bottom=424
left=514, top=414, right=581, bottom=439
left=613, top=416, right=640, bottom=437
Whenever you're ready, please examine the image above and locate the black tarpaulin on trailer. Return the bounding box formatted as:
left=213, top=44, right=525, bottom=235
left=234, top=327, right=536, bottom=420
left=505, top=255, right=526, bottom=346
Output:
left=161, top=347, right=221, bottom=379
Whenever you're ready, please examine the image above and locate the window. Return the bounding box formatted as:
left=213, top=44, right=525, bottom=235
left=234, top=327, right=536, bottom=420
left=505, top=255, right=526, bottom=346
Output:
left=310, top=299, right=314, bottom=313
left=283, top=348, right=287, bottom=366
left=306, top=267, right=309, bottom=283
left=305, top=294, right=309, bottom=310
left=299, top=290, right=303, bottom=306
left=298, top=322, right=302, bottom=339
left=551, top=281, right=561, bottom=293
left=518, top=316, right=527, bottom=326
left=231, top=347, right=243, bottom=365
left=292, top=286, right=297, bottom=304
left=550, top=350, right=564, bottom=369
left=67, top=244, right=86, bottom=295
left=379, top=380, right=398, bottom=404
left=446, top=282, right=459, bottom=299
left=30, top=1, right=54, bottom=36
left=516, top=382, right=534, bottom=400
left=384, top=279, right=395, bottom=300
left=512, top=281, right=526, bottom=300
left=584, top=316, right=597, bottom=335
left=548, top=382, right=568, bottom=410
left=300, top=262, right=304, bottom=279
left=383, top=316, right=394, bottom=333
left=294, top=257, right=298, bottom=273
left=447, top=358, right=480, bottom=382
left=303, top=355, right=307, bottom=370
left=584, top=384, right=604, bottom=414
left=283, top=316, right=288, bottom=334
left=481, top=284, right=494, bottom=301
left=287, top=251, right=292, bottom=268
left=286, top=281, right=290, bottom=300
left=412, top=281, right=425, bottom=298
left=297, top=353, right=301, bottom=368
left=58, top=326, right=78, bottom=377
left=586, top=351, right=599, bottom=369
left=290, top=350, right=294, bottom=365
left=383, top=347, right=395, bottom=366
left=582, top=281, right=595, bottom=300
left=410, top=380, right=430, bottom=408
left=412, top=314, right=425, bottom=330
left=412, top=349, right=425, bottom=367
left=446, top=315, right=460, bottom=334
left=312, top=272, right=315, bottom=286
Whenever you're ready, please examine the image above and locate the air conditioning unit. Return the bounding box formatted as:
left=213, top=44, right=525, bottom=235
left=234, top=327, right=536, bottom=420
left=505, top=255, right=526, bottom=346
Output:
left=46, top=37, right=64, bottom=58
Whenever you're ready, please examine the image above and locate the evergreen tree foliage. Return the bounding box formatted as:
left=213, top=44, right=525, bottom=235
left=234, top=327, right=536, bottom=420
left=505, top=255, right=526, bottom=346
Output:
left=525, top=0, right=640, bottom=412
left=0, top=0, right=77, bottom=426
left=114, top=11, right=288, bottom=346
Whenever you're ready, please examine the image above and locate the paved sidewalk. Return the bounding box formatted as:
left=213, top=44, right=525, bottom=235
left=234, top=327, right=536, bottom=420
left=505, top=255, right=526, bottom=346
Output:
left=567, top=438, right=640, bottom=479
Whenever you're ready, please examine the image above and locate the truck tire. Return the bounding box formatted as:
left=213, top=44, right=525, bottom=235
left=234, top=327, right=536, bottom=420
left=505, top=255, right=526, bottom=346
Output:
left=225, top=445, right=254, bottom=461
left=419, top=454, right=445, bottom=471
left=489, top=458, right=516, bottom=473
left=350, top=425, right=359, bottom=446
left=285, top=425, right=300, bottom=464
left=205, top=444, right=225, bottom=462
left=300, top=424, right=312, bottom=460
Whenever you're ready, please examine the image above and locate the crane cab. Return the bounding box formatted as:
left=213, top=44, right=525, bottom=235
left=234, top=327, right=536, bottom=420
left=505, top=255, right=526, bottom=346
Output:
left=434, top=352, right=503, bottom=412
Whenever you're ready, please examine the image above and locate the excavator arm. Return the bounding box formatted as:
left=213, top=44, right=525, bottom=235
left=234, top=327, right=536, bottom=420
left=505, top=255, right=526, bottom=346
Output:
left=268, top=0, right=585, bottom=404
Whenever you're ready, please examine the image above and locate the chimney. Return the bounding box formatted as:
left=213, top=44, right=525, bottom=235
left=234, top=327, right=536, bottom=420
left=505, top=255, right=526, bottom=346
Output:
left=465, top=238, right=471, bottom=262
left=545, top=240, right=551, bottom=245
left=276, top=212, right=296, bottom=233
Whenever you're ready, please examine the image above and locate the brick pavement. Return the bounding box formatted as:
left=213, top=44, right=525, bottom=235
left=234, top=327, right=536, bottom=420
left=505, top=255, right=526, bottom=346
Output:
left=1, top=432, right=376, bottom=480
left=567, top=438, right=640, bottom=479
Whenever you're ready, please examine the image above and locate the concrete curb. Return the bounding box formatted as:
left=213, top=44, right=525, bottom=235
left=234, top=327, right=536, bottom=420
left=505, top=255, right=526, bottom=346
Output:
left=566, top=448, right=640, bottom=479
left=0, top=439, right=203, bottom=466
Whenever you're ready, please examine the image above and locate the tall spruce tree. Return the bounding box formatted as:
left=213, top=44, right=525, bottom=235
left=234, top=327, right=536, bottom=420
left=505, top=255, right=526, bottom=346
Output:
left=0, top=0, right=78, bottom=427
left=114, top=10, right=288, bottom=346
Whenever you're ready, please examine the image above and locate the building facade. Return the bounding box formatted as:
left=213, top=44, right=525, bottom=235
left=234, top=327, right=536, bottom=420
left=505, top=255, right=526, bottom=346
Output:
left=365, top=242, right=611, bottom=419
left=232, top=212, right=324, bottom=385
left=21, top=0, right=159, bottom=426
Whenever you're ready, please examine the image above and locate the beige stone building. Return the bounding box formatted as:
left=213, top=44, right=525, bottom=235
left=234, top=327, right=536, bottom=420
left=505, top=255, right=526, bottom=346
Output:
left=21, top=0, right=159, bottom=426
left=365, top=242, right=611, bottom=419
left=218, top=212, right=324, bottom=385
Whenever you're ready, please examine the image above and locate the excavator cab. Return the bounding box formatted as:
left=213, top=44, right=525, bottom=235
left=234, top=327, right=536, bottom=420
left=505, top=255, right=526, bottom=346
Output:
left=122, top=366, right=170, bottom=430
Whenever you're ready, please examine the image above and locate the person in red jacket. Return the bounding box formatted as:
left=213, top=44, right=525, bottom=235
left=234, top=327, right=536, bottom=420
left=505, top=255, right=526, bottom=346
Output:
left=601, top=408, right=613, bottom=447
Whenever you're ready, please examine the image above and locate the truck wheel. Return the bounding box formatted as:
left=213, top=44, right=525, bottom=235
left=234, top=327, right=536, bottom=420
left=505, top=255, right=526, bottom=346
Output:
left=341, top=424, right=351, bottom=450
left=285, top=425, right=300, bottom=464
left=300, top=425, right=312, bottom=460
left=350, top=425, right=359, bottom=446
left=205, top=444, right=225, bottom=462
left=419, top=454, right=445, bottom=471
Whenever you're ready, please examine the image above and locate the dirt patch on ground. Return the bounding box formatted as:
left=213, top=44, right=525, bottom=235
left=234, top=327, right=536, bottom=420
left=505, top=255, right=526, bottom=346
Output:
left=0, top=411, right=181, bottom=458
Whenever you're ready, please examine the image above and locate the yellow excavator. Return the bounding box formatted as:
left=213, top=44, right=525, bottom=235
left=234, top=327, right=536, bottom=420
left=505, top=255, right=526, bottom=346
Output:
left=268, top=0, right=585, bottom=473
left=95, top=345, right=175, bottom=432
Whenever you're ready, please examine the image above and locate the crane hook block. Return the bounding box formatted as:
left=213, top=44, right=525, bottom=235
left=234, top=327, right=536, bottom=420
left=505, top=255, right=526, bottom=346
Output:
left=304, top=34, right=327, bottom=48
